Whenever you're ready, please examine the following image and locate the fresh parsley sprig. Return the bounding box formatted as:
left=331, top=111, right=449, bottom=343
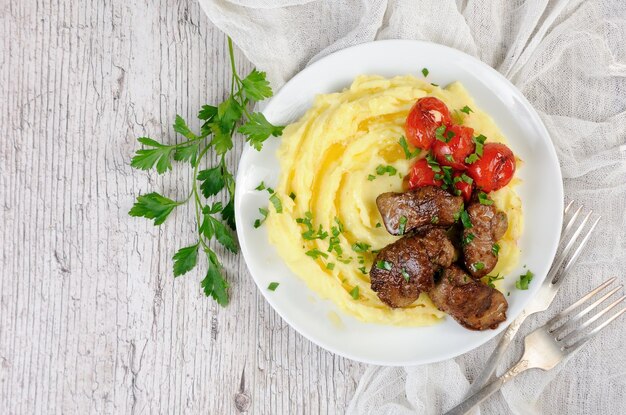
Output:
left=129, top=37, right=284, bottom=306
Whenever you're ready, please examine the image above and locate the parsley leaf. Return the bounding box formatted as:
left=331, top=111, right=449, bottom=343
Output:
left=367, top=174, right=376, bottom=181
left=421, top=67, right=429, bottom=77
left=492, top=243, right=500, bottom=256
left=172, top=244, right=199, bottom=277
left=401, top=268, right=410, bottom=282
left=516, top=270, right=534, bottom=290
left=254, top=207, right=269, bottom=228
left=376, top=165, right=397, bottom=176
left=201, top=249, right=229, bottom=306
left=471, top=262, right=485, bottom=272
left=129, top=192, right=179, bottom=225
left=399, top=136, right=420, bottom=159
left=462, top=232, right=475, bottom=246
left=173, top=144, right=199, bottom=166
left=269, top=193, right=282, bottom=213
left=306, top=248, right=329, bottom=260
left=478, top=191, right=494, bottom=206
left=238, top=112, right=285, bottom=151
left=255, top=181, right=266, bottom=191
left=267, top=282, right=280, bottom=291
left=435, top=125, right=448, bottom=142
left=130, top=139, right=173, bottom=174
left=173, top=115, right=198, bottom=140
left=350, top=286, right=360, bottom=300
left=460, top=106, right=473, bottom=115
left=241, top=68, right=273, bottom=101
left=351, top=242, right=371, bottom=253
left=460, top=210, right=472, bottom=228
left=484, top=274, right=503, bottom=288
left=326, top=263, right=335, bottom=270
left=465, top=153, right=479, bottom=164
left=398, top=216, right=408, bottom=235
left=197, top=165, right=225, bottom=198
left=376, top=260, right=393, bottom=271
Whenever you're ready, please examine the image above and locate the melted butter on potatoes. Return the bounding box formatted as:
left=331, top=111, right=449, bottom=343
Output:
left=266, top=75, right=522, bottom=326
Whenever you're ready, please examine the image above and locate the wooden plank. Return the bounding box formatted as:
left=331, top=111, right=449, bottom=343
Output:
left=0, top=1, right=363, bottom=413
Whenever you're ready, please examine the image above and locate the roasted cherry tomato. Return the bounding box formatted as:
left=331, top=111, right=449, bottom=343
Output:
left=405, top=97, right=452, bottom=150
left=453, top=172, right=473, bottom=202
left=467, top=143, right=516, bottom=192
left=432, top=125, right=475, bottom=170
left=407, top=158, right=443, bottom=189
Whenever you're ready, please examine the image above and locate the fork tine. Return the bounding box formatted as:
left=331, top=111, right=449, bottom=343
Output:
left=553, top=217, right=601, bottom=285
left=564, top=305, right=626, bottom=352
left=551, top=285, right=623, bottom=338
left=561, top=205, right=583, bottom=236
left=544, top=277, right=617, bottom=328
left=561, top=295, right=626, bottom=341
left=546, top=211, right=592, bottom=283
left=564, top=201, right=574, bottom=214
left=563, top=200, right=574, bottom=216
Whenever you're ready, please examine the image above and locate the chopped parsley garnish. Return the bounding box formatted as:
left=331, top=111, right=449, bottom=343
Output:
left=350, top=286, right=360, bottom=300
left=367, top=174, right=376, bottom=181
left=484, top=274, right=503, bottom=288
left=297, top=212, right=327, bottom=240
left=425, top=153, right=441, bottom=172
left=430, top=83, right=439, bottom=87
left=398, top=216, right=408, bottom=235
left=492, top=243, right=500, bottom=256
left=421, top=67, right=429, bottom=77
left=376, top=260, right=393, bottom=271
left=358, top=266, right=367, bottom=274
left=327, top=217, right=345, bottom=256
left=466, top=135, right=487, bottom=163
left=375, top=222, right=382, bottom=228
left=289, top=192, right=296, bottom=200
left=254, top=207, right=269, bottom=228
left=351, top=242, right=371, bottom=253
left=269, top=193, right=282, bottom=213
left=338, top=256, right=352, bottom=264
left=462, top=232, right=475, bottom=246
left=471, top=262, right=485, bottom=272
left=453, top=205, right=465, bottom=221
left=460, top=105, right=473, bottom=114
left=399, top=136, right=420, bottom=159
left=465, top=153, right=479, bottom=164
left=267, top=282, right=280, bottom=291
left=460, top=173, right=473, bottom=184
left=444, top=154, right=455, bottom=163
left=255, top=181, right=266, bottom=191
left=376, top=164, right=398, bottom=176
left=401, top=268, right=410, bottom=282
left=460, top=210, right=472, bottom=228
left=477, top=191, right=493, bottom=206
left=326, top=262, right=335, bottom=270
left=305, top=248, right=328, bottom=260
left=434, top=125, right=449, bottom=143
left=516, top=270, right=534, bottom=290
left=431, top=215, right=439, bottom=224
left=474, top=134, right=486, bottom=155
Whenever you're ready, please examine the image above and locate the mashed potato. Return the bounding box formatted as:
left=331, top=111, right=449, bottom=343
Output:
left=266, top=75, right=522, bottom=326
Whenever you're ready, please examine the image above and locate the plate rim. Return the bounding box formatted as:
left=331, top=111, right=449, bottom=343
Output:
left=234, top=39, right=564, bottom=365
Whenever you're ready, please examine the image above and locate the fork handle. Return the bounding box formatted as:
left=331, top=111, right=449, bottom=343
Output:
left=466, top=309, right=529, bottom=395
left=444, top=361, right=528, bottom=415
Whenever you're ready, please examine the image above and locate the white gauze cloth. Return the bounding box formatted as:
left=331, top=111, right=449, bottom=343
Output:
left=198, top=0, right=626, bottom=413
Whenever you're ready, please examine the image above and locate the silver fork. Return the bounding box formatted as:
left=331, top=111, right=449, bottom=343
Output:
left=467, top=202, right=600, bottom=394
left=445, top=278, right=626, bottom=415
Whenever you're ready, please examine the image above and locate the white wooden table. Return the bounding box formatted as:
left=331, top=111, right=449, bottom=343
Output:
left=0, top=1, right=363, bottom=413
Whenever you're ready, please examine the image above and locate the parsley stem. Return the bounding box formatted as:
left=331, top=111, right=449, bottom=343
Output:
left=227, top=37, right=242, bottom=92
left=192, top=144, right=213, bottom=252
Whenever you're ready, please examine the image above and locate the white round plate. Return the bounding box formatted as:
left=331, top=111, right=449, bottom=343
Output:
left=234, top=40, right=563, bottom=365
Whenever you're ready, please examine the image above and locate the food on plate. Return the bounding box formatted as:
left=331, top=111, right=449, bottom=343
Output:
left=369, top=228, right=455, bottom=308
left=462, top=198, right=509, bottom=278
left=266, top=74, right=522, bottom=327
left=429, top=266, right=508, bottom=330
left=375, top=187, right=463, bottom=236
